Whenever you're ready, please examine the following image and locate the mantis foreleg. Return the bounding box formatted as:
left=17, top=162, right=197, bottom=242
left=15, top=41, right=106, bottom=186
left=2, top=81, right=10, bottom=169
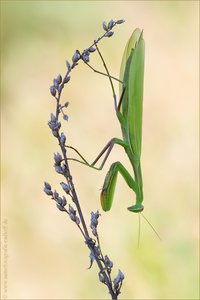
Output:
left=67, top=138, right=128, bottom=170
left=100, top=161, right=138, bottom=211
left=83, top=61, right=122, bottom=84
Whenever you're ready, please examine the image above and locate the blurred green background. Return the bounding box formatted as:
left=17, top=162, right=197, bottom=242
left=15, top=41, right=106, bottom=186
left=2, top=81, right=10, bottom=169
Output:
left=1, top=1, right=199, bottom=299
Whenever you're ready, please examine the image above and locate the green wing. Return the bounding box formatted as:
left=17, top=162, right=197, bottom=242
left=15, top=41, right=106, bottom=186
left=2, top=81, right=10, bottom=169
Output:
left=119, top=28, right=142, bottom=97
left=128, top=32, right=145, bottom=160
left=119, top=29, right=145, bottom=161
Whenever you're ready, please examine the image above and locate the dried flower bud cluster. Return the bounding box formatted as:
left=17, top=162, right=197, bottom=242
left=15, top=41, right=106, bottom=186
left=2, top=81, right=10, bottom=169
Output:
left=43, top=182, right=53, bottom=196
left=89, top=243, right=102, bottom=269
left=43, top=182, right=67, bottom=212
left=53, top=152, right=67, bottom=176
left=113, top=270, right=125, bottom=294
left=54, top=152, right=62, bottom=164
left=90, top=210, right=100, bottom=237
left=104, top=255, right=113, bottom=274
left=102, top=19, right=125, bottom=38
left=99, top=271, right=106, bottom=283
left=45, top=18, right=126, bottom=299
left=80, top=46, right=96, bottom=63
left=56, top=195, right=67, bottom=211
left=50, top=74, right=63, bottom=97
left=48, top=113, right=61, bottom=137
left=49, top=18, right=125, bottom=106
left=59, top=102, right=69, bottom=121
left=68, top=204, right=80, bottom=225
left=60, top=132, right=66, bottom=146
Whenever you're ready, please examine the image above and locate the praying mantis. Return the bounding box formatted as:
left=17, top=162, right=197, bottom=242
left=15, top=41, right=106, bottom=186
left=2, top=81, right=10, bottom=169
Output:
left=68, top=28, right=145, bottom=214
left=100, top=28, right=145, bottom=213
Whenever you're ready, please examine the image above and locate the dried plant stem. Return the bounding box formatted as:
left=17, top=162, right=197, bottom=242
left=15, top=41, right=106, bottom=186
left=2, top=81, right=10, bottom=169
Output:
left=44, top=19, right=125, bottom=300
left=56, top=77, right=119, bottom=300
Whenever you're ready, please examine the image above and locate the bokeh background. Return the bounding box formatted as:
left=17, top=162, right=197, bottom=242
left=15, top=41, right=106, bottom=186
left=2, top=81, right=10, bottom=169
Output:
left=1, top=1, right=199, bottom=299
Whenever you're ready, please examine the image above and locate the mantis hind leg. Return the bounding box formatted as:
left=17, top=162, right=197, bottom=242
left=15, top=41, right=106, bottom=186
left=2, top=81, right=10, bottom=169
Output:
left=100, top=161, right=139, bottom=211
left=128, top=163, right=144, bottom=213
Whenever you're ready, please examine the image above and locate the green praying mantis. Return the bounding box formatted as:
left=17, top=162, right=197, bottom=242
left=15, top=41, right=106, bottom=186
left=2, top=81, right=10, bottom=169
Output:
left=68, top=28, right=145, bottom=213
left=67, top=27, right=161, bottom=240
left=100, top=28, right=145, bottom=213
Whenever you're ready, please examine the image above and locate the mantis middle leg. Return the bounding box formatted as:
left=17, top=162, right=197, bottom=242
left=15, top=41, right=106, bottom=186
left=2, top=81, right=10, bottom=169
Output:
left=101, top=161, right=144, bottom=213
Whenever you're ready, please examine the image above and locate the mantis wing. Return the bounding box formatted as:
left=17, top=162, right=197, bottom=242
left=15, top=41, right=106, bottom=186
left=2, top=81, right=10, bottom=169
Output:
left=119, top=29, right=145, bottom=161
left=128, top=32, right=145, bottom=160
left=119, top=28, right=142, bottom=97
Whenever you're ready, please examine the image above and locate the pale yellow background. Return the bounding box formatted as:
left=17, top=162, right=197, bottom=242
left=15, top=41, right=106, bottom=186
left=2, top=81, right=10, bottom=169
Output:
left=1, top=1, right=199, bottom=299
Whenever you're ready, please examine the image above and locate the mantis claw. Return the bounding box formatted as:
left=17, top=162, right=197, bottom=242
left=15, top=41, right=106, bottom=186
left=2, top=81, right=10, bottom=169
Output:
left=127, top=204, right=144, bottom=213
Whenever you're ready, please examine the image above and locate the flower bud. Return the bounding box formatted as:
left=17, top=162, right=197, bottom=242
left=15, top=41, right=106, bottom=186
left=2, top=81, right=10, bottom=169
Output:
left=116, top=19, right=125, bottom=24
left=69, top=213, right=76, bottom=222
left=63, top=76, right=70, bottom=84
left=108, top=19, right=114, bottom=30
left=50, top=113, right=57, bottom=122
left=105, top=255, right=113, bottom=269
left=114, top=270, right=125, bottom=291
left=44, top=182, right=51, bottom=190
left=64, top=102, right=69, bottom=108
left=52, top=130, right=59, bottom=137
left=53, top=190, right=59, bottom=199
left=60, top=182, right=70, bottom=194
left=92, top=227, right=97, bottom=236
left=99, top=272, right=105, bottom=283
left=44, top=187, right=53, bottom=196
left=66, top=60, right=71, bottom=71
left=63, top=114, right=69, bottom=121
left=72, top=50, right=80, bottom=63
left=102, top=21, right=108, bottom=32
left=88, top=46, right=96, bottom=53
left=56, top=203, right=66, bottom=211
left=75, top=216, right=80, bottom=225
left=82, top=53, right=89, bottom=63
left=69, top=204, right=75, bottom=215
left=105, top=31, right=114, bottom=38
left=60, top=132, right=66, bottom=146
left=61, top=196, right=67, bottom=207
left=54, top=165, right=64, bottom=174
left=56, top=74, right=62, bottom=84
left=56, top=196, right=63, bottom=205
left=61, top=163, right=67, bottom=175
left=53, top=78, right=59, bottom=89
left=54, top=152, right=62, bottom=165
left=50, top=86, right=56, bottom=96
